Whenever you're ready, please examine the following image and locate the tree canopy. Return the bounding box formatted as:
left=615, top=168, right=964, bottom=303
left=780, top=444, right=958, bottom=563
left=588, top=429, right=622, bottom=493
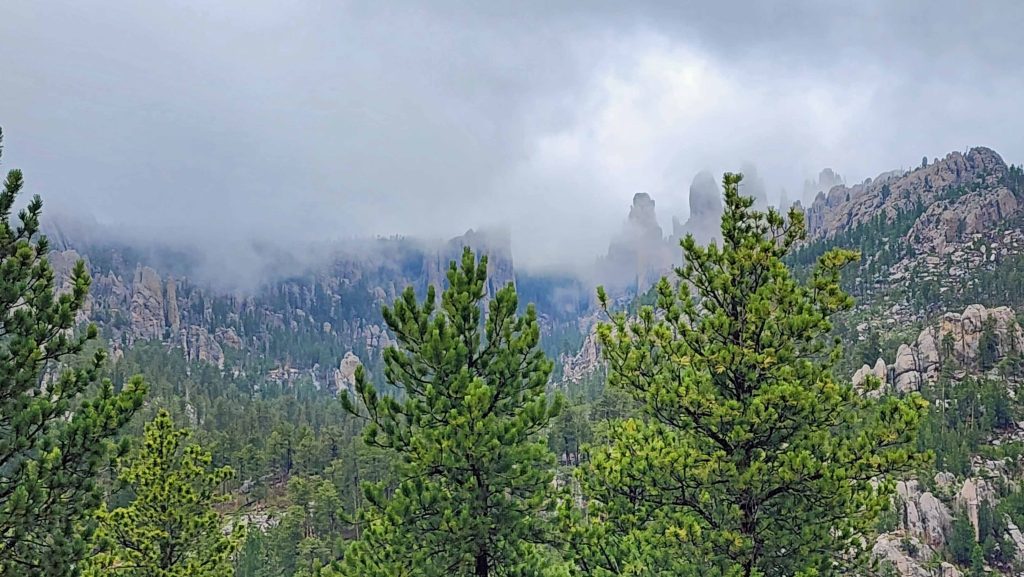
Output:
left=339, top=248, right=562, bottom=577
left=564, top=172, right=929, bottom=577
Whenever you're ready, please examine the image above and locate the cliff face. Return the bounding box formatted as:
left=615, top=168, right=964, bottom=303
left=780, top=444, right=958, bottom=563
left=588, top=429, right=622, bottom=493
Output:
left=602, top=192, right=674, bottom=293
left=804, top=147, right=1010, bottom=243
left=672, top=170, right=723, bottom=246
left=46, top=227, right=523, bottom=386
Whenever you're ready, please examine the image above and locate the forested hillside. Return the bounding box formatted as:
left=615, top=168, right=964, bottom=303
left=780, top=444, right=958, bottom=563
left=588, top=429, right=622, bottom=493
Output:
left=6, top=131, right=1024, bottom=576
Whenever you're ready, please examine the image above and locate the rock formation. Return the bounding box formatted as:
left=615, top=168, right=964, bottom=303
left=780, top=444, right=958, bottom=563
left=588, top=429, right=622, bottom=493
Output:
left=560, top=329, right=601, bottom=385
left=739, top=162, right=769, bottom=211
left=334, top=352, right=361, bottom=393
left=803, top=147, right=1008, bottom=242
left=801, top=168, right=844, bottom=205
left=130, top=265, right=166, bottom=340
left=603, top=193, right=673, bottom=293
left=672, top=171, right=723, bottom=246
left=852, top=304, right=1023, bottom=393
left=957, top=477, right=997, bottom=540
left=907, top=185, right=1019, bottom=255
left=181, top=325, right=224, bottom=369
left=896, top=480, right=953, bottom=547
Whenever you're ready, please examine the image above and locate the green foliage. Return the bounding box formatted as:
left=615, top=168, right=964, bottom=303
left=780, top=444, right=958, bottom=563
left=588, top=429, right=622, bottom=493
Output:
left=565, top=173, right=929, bottom=577
left=85, top=410, right=241, bottom=576
left=916, top=375, right=1017, bottom=476
left=338, top=248, right=561, bottom=577
left=950, top=515, right=976, bottom=565
left=0, top=129, right=146, bottom=576
left=978, top=317, right=1000, bottom=371
left=970, top=543, right=985, bottom=576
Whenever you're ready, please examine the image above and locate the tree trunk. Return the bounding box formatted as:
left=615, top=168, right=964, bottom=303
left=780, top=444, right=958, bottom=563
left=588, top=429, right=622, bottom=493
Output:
left=475, top=551, right=489, bottom=577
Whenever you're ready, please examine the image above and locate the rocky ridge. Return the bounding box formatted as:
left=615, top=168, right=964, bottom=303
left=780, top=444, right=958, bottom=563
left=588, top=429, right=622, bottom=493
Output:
left=804, top=147, right=1010, bottom=243
left=852, top=304, right=1023, bottom=394
left=47, top=229, right=517, bottom=389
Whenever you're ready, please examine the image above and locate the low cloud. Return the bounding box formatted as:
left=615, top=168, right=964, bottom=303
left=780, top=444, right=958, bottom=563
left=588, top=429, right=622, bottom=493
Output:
left=2, top=0, right=1022, bottom=281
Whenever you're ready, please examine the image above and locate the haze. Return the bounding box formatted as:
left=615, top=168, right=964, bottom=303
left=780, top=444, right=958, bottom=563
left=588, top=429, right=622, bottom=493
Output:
left=2, top=1, right=1023, bottom=275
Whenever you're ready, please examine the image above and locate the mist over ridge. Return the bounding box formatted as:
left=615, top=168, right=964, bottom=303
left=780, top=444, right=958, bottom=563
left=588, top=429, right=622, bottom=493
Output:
left=4, top=1, right=1024, bottom=286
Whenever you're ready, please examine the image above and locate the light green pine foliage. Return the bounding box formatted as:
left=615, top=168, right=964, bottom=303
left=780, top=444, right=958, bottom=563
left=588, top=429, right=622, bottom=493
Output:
left=85, top=410, right=240, bottom=577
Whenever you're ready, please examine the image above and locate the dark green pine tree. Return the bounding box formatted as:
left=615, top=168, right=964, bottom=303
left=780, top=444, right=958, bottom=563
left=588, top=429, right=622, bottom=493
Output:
left=338, top=247, right=562, bottom=577
left=0, top=128, right=146, bottom=576
left=564, top=173, right=929, bottom=577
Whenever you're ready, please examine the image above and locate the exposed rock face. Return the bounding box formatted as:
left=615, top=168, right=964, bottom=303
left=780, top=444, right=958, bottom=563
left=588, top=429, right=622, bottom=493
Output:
left=181, top=325, right=224, bottom=369
left=939, top=562, right=964, bottom=577
left=361, top=324, right=393, bottom=353
left=896, top=480, right=953, bottom=547
left=872, top=535, right=933, bottom=577
left=334, top=352, right=361, bottom=393
left=908, top=185, right=1019, bottom=255
left=165, top=278, right=180, bottom=334
left=560, top=329, right=601, bottom=385
left=893, top=344, right=923, bottom=393
left=852, top=304, right=1022, bottom=393
left=438, top=228, right=516, bottom=298
left=216, top=327, right=243, bottom=349
left=130, top=266, right=166, bottom=340
left=802, top=168, right=844, bottom=205
left=673, top=171, right=723, bottom=246
left=604, top=193, right=673, bottom=293
left=804, top=147, right=1008, bottom=242
left=1005, top=516, right=1024, bottom=563
left=852, top=357, right=888, bottom=396
left=934, top=472, right=956, bottom=490
left=957, top=477, right=997, bottom=540
left=739, top=162, right=769, bottom=210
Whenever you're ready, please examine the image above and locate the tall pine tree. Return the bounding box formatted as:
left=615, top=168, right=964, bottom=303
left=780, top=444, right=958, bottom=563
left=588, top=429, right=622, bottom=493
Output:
left=339, top=247, right=562, bottom=577
left=85, top=410, right=241, bottom=577
left=564, top=173, right=928, bottom=577
left=0, top=128, right=146, bottom=576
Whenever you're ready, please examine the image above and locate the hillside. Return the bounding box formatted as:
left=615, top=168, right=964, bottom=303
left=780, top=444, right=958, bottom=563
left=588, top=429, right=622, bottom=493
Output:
left=35, top=145, right=1024, bottom=576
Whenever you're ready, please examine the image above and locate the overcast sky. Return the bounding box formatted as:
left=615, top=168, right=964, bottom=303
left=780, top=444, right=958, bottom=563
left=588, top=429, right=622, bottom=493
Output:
left=2, top=0, right=1023, bottom=273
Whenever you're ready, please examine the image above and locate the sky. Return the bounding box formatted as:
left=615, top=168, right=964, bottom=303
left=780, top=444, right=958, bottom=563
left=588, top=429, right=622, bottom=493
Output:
left=2, top=0, right=1023, bottom=276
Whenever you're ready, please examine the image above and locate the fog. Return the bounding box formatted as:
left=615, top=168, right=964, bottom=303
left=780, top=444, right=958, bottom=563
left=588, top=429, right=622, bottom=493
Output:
left=2, top=1, right=1023, bottom=281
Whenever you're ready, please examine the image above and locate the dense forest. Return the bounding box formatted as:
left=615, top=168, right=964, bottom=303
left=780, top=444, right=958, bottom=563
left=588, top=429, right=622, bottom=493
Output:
left=0, top=137, right=941, bottom=577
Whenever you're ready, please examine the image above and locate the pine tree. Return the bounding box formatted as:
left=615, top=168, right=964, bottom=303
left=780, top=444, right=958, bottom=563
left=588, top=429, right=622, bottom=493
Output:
left=0, top=128, right=146, bottom=576
left=338, top=247, right=562, bottom=577
left=565, top=173, right=928, bottom=577
left=84, top=410, right=241, bottom=577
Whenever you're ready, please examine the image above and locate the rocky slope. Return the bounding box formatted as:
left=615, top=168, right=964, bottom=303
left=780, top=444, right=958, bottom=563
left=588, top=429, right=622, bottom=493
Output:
left=47, top=227, right=526, bottom=391
left=852, top=304, right=1024, bottom=394
left=803, top=147, right=1010, bottom=243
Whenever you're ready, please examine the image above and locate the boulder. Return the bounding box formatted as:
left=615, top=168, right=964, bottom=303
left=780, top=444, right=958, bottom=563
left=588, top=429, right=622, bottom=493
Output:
left=872, top=534, right=932, bottom=577
left=934, top=472, right=956, bottom=490
left=892, top=344, right=922, bottom=393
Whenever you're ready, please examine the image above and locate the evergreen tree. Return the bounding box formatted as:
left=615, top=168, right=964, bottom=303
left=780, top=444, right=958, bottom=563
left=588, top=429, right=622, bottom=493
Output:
left=951, top=515, right=976, bottom=565
left=0, top=128, right=146, bottom=576
left=565, top=173, right=928, bottom=577
left=338, top=248, right=562, bottom=577
left=85, top=410, right=241, bottom=577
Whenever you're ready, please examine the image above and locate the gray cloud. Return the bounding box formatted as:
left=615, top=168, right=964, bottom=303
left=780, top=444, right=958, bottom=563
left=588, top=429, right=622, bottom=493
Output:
left=2, top=0, right=1023, bottom=278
